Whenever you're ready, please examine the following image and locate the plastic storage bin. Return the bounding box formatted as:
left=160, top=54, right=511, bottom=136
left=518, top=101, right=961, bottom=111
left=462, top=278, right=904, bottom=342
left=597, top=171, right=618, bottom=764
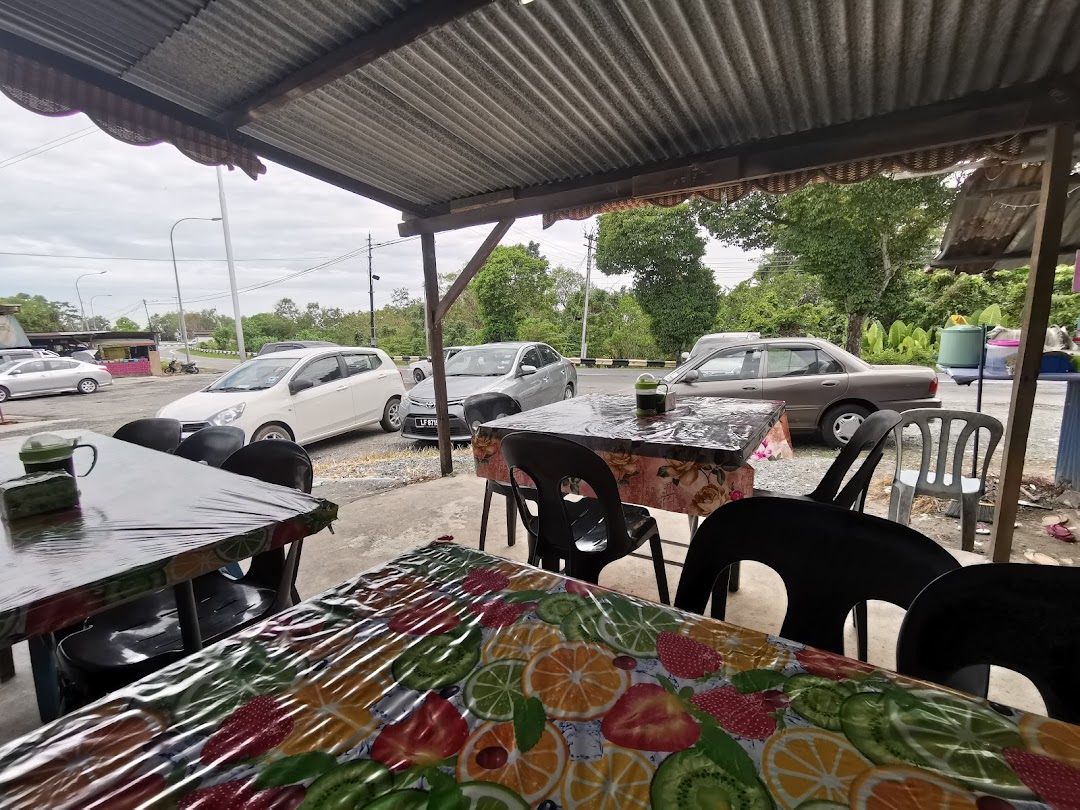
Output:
left=985, top=339, right=1020, bottom=375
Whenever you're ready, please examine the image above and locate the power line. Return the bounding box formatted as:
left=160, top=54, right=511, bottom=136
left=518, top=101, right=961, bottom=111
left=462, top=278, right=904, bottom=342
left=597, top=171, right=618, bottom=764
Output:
left=0, top=129, right=99, bottom=171
left=0, top=251, right=340, bottom=262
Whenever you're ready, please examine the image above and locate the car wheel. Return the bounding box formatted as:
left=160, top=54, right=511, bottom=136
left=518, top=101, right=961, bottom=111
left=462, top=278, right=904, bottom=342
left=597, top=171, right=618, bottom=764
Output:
left=563, top=383, right=575, bottom=400
left=77, top=378, right=98, bottom=395
left=821, top=403, right=871, bottom=448
left=381, top=396, right=403, bottom=432
left=413, top=368, right=425, bottom=383
left=0, top=386, right=8, bottom=403
left=252, top=423, right=292, bottom=442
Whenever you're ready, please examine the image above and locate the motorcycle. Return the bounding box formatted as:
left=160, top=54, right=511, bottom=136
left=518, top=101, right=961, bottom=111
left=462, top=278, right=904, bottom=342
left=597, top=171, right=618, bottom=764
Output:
left=164, top=359, right=200, bottom=375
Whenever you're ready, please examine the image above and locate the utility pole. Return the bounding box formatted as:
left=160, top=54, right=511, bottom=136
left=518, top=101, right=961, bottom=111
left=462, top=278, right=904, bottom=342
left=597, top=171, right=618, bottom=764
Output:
left=368, top=232, right=377, bottom=347
left=580, top=229, right=595, bottom=359
left=217, top=167, right=247, bottom=361
left=143, top=299, right=153, bottom=331
left=75, top=271, right=106, bottom=332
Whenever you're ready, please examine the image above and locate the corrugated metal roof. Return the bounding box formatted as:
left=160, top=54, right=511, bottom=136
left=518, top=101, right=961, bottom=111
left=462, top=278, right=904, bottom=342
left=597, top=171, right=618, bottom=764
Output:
left=934, top=161, right=1080, bottom=272
left=3, top=0, right=1080, bottom=209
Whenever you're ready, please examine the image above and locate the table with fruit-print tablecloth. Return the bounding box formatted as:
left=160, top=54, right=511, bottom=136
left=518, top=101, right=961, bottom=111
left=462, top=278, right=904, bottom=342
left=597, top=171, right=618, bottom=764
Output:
left=473, top=394, right=793, bottom=519
left=0, top=430, right=337, bottom=721
left=1, top=542, right=1073, bottom=809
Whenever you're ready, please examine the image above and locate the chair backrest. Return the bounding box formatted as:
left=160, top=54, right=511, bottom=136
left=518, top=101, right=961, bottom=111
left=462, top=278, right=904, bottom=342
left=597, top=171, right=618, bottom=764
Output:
left=893, top=408, right=1003, bottom=496
left=219, top=439, right=314, bottom=600
left=674, top=498, right=960, bottom=655
left=810, top=409, right=902, bottom=509
left=113, top=418, right=182, bottom=453
left=897, top=564, right=1080, bottom=723
left=501, top=432, right=633, bottom=572
left=221, top=439, right=314, bottom=493
left=172, top=426, right=246, bottom=467
left=463, top=393, right=521, bottom=438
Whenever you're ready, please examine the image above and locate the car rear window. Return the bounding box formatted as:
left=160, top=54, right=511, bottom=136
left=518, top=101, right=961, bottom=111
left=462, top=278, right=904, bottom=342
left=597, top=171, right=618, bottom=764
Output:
left=344, top=353, right=381, bottom=375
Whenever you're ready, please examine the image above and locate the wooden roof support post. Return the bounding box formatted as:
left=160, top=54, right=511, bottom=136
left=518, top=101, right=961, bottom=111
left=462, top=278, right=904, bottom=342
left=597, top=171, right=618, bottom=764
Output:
left=990, top=123, right=1075, bottom=562
left=421, top=232, right=453, bottom=475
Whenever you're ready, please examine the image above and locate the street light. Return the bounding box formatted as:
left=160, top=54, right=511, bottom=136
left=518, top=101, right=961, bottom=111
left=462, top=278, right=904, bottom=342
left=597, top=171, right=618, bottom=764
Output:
left=170, top=217, right=221, bottom=363
left=75, top=271, right=106, bottom=331
left=89, top=294, right=112, bottom=323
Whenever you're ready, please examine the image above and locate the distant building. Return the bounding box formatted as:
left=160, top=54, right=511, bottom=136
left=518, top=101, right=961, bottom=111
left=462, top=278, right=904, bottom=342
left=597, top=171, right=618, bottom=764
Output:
left=27, top=330, right=162, bottom=377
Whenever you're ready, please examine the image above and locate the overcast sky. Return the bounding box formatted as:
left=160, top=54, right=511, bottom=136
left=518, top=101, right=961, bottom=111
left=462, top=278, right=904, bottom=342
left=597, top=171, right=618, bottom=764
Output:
left=0, top=94, right=758, bottom=327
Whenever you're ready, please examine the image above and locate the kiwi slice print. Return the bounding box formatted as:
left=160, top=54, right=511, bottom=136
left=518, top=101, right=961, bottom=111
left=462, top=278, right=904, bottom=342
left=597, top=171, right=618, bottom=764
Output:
left=785, top=673, right=855, bottom=731
left=651, top=749, right=771, bottom=810
left=535, top=593, right=587, bottom=624
left=363, top=789, right=429, bottom=810
left=840, top=692, right=925, bottom=766
left=392, top=635, right=480, bottom=691
left=300, top=760, right=393, bottom=809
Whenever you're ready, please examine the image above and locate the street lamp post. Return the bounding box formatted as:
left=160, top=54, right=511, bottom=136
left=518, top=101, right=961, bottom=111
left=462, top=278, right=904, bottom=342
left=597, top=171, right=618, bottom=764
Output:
left=169, top=217, right=221, bottom=363
left=75, top=271, right=106, bottom=331
left=89, top=294, right=112, bottom=324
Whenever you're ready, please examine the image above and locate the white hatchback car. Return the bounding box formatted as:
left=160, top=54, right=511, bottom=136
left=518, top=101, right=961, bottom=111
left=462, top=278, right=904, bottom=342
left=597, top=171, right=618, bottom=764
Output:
left=158, top=347, right=406, bottom=444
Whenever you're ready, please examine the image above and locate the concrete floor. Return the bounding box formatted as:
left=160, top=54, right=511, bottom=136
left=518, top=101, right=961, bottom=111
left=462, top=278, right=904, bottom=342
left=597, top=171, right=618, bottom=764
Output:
left=0, top=474, right=1045, bottom=746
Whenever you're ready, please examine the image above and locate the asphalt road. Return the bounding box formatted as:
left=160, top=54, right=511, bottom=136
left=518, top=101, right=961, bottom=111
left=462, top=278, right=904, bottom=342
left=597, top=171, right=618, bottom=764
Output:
left=0, top=363, right=1065, bottom=471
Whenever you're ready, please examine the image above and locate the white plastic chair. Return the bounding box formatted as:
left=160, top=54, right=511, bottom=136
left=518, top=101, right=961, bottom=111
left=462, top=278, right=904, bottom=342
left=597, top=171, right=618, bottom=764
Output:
left=888, top=409, right=1003, bottom=551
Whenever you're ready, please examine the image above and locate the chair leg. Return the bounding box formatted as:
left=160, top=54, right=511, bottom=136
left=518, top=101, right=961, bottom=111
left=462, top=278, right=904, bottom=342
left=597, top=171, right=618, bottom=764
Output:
left=889, top=482, right=915, bottom=526
left=854, top=601, right=868, bottom=662
left=28, top=634, right=61, bottom=722
left=479, top=481, right=493, bottom=551
left=0, top=646, right=14, bottom=683
left=960, top=492, right=978, bottom=552
left=709, top=572, right=729, bottom=621
left=648, top=535, right=670, bottom=605
left=727, top=561, right=741, bottom=593
left=505, top=491, right=517, bottom=547
left=688, top=515, right=699, bottom=535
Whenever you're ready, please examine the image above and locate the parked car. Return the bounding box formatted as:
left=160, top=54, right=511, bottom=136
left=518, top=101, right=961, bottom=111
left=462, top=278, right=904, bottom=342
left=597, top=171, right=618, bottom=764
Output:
left=0, top=358, right=112, bottom=402
left=663, top=337, right=940, bottom=447
left=400, top=342, right=577, bottom=441
left=681, top=332, right=761, bottom=363
left=257, top=340, right=338, bottom=356
left=0, top=348, right=57, bottom=365
left=408, top=346, right=466, bottom=383
left=158, top=347, right=405, bottom=444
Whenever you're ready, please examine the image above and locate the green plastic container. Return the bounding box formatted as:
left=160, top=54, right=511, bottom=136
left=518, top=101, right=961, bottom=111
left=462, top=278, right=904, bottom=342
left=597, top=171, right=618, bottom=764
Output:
left=937, top=325, right=983, bottom=368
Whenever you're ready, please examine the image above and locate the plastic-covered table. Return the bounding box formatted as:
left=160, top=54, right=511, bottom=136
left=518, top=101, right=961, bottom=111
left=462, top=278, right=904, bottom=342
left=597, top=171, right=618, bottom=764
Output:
left=0, top=430, right=337, bottom=720
left=0, top=542, right=1072, bottom=809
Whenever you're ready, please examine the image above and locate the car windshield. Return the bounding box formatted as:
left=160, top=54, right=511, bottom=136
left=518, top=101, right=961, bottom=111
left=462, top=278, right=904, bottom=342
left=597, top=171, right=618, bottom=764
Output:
left=444, top=347, right=517, bottom=376
left=208, top=357, right=300, bottom=391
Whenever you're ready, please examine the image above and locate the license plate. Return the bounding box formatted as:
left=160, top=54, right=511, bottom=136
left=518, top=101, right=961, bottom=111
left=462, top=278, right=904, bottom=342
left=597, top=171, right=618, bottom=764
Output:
left=415, top=418, right=438, bottom=428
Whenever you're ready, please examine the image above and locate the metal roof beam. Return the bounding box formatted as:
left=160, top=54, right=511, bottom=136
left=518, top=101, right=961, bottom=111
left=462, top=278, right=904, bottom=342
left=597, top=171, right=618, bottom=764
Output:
left=222, top=0, right=495, bottom=127
left=0, top=29, right=427, bottom=216
left=399, top=76, right=1080, bottom=236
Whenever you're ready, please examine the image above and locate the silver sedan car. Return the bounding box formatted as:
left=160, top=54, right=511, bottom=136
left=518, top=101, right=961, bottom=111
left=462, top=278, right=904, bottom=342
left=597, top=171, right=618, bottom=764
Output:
left=0, top=357, right=113, bottom=403
left=400, top=342, right=577, bottom=441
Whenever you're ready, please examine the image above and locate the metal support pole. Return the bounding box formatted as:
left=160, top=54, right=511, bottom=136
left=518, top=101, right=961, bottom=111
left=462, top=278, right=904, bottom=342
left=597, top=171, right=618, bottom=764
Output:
left=217, top=167, right=247, bottom=361
left=173, top=581, right=203, bottom=654
left=75, top=271, right=105, bottom=332
left=169, top=217, right=220, bottom=364
left=422, top=232, right=453, bottom=475
left=991, top=123, right=1075, bottom=563
left=143, top=298, right=153, bottom=331
left=581, top=229, right=594, bottom=359
left=368, top=233, right=377, bottom=347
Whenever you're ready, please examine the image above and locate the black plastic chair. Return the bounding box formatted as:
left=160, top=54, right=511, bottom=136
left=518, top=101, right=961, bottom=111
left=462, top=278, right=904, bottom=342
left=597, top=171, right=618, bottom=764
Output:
left=112, top=417, right=181, bottom=453
left=502, top=432, right=669, bottom=604
left=674, top=498, right=959, bottom=656
left=897, top=564, right=1080, bottom=723
left=464, top=393, right=537, bottom=551
left=172, top=426, right=245, bottom=467
left=57, top=440, right=314, bottom=704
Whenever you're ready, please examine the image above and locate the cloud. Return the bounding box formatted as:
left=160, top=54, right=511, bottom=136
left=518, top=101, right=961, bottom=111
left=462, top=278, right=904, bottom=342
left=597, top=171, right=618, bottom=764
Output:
left=0, top=94, right=754, bottom=326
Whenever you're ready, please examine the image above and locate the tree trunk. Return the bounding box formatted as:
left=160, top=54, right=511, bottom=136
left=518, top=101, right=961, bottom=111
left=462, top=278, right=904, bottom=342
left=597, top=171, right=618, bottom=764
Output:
left=846, top=312, right=866, bottom=355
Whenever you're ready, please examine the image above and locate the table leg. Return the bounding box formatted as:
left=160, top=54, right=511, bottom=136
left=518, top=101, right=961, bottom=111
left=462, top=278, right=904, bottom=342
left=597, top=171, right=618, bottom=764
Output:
left=28, top=634, right=61, bottom=722
left=0, top=646, right=14, bottom=682
left=174, top=581, right=203, bottom=654
left=1057, top=380, right=1080, bottom=488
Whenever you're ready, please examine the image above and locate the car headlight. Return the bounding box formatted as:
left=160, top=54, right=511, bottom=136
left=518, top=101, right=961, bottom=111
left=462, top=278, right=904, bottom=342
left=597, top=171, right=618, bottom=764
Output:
left=209, top=402, right=246, bottom=425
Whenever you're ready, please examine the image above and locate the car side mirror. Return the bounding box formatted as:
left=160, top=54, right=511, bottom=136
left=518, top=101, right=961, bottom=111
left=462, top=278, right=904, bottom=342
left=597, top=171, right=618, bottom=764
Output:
left=519, top=364, right=538, bottom=376
left=9, top=369, right=21, bottom=375
left=289, top=378, right=314, bottom=394
left=682, top=369, right=700, bottom=383
left=680, top=351, right=690, bottom=362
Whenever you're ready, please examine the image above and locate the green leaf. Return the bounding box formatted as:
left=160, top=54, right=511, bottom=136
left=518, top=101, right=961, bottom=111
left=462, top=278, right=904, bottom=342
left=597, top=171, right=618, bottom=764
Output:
left=253, top=752, right=337, bottom=789
left=695, top=723, right=759, bottom=786
left=657, top=674, right=678, bottom=696
left=512, top=695, right=546, bottom=753
left=502, top=590, right=548, bottom=603
left=679, top=686, right=695, bottom=701
left=427, top=769, right=465, bottom=810
left=729, top=669, right=789, bottom=694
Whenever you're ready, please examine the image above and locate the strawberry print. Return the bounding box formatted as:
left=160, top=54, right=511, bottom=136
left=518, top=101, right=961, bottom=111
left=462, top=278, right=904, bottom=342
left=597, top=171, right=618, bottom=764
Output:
left=602, top=683, right=700, bottom=752
left=656, top=631, right=724, bottom=679
left=371, top=694, right=469, bottom=771
left=178, top=780, right=286, bottom=810
left=200, top=696, right=293, bottom=765
left=388, top=596, right=461, bottom=635
left=691, top=686, right=776, bottom=740
left=467, top=597, right=525, bottom=628
left=1004, top=748, right=1080, bottom=809
left=796, top=646, right=875, bottom=681
left=461, top=568, right=510, bottom=595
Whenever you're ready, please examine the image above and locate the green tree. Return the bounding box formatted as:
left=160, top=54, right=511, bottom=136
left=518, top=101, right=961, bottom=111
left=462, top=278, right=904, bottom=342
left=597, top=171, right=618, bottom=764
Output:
left=594, top=205, right=718, bottom=356
left=694, top=176, right=954, bottom=354
left=113, top=316, right=141, bottom=331
left=473, top=244, right=552, bottom=342
left=714, top=267, right=845, bottom=343
left=212, top=325, right=233, bottom=350
left=1, top=293, right=78, bottom=331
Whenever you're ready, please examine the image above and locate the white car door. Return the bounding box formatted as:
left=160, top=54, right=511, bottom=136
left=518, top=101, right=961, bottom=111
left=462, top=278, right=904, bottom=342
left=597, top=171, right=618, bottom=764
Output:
left=8, top=360, right=50, bottom=395
left=342, top=351, right=390, bottom=425
left=287, top=354, right=354, bottom=441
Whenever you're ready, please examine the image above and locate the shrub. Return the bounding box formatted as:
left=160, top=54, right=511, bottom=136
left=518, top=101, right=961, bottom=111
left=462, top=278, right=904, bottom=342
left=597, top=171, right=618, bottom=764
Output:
left=863, top=347, right=938, bottom=368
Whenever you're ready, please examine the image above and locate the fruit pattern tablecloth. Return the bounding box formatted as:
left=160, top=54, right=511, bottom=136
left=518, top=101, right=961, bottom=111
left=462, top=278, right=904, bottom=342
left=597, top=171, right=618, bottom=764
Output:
left=1, top=542, right=1076, bottom=809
